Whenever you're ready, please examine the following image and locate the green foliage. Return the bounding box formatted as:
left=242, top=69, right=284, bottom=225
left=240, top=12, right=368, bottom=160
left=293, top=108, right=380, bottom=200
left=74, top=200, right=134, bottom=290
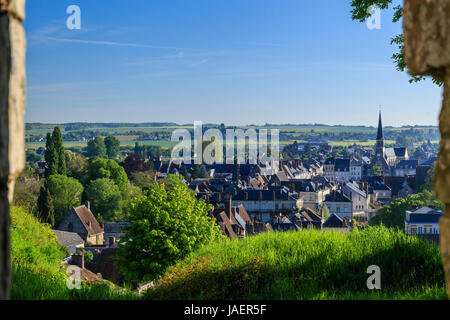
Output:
left=37, top=184, right=55, bottom=227
left=13, top=169, right=40, bottom=215
left=87, top=157, right=129, bottom=196
left=45, top=174, right=84, bottom=226
left=370, top=190, right=444, bottom=229
left=370, top=165, right=382, bottom=176
left=191, top=164, right=209, bottom=179
left=321, top=204, right=330, bottom=220
left=87, top=136, right=107, bottom=158
left=147, top=227, right=446, bottom=300
left=105, top=135, right=121, bottom=159
left=86, top=178, right=122, bottom=222
left=115, top=175, right=222, bottom=283
left=65, top=151, right=88, bottom=182
left=10, top=206, right=138, bottom=300
left=44, top=127, right=67, bottom=177
left=77, top=249, right=94, bottom=262
left=131, top=171, right=156, bottom=190
left=26, top=149, right=43, bottom=163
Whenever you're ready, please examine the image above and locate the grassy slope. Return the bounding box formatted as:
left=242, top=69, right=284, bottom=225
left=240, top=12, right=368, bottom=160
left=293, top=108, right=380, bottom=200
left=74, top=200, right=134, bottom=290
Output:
left=146, top=227, right=447, bottom=300
left=10, top=206, right=138, bottom=300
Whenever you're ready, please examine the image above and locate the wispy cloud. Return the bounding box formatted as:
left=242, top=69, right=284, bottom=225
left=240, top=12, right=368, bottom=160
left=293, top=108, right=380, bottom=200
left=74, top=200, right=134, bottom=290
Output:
left=44, top=37, right=192, bottom=51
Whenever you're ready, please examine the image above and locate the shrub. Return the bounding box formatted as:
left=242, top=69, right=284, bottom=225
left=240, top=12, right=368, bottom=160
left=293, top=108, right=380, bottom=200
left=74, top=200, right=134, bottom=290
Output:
left=115, top=175, right=222, bottom=283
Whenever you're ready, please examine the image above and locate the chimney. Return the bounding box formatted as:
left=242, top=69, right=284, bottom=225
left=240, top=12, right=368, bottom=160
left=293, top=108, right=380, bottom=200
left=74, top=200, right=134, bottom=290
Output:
left=85, top=200, right=90, bottom=210
left=72, top=252, right=84, bottom=269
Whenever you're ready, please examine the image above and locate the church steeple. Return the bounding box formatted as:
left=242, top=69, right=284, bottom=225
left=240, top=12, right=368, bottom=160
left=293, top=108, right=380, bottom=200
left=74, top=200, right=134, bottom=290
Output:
left=375, top=110, right=385, bottom=158
left=376, top=110, right=383, bottom=140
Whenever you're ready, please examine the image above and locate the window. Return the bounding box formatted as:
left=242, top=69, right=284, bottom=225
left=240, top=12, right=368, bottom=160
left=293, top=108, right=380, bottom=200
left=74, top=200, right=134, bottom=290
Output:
left=336, top=207, right=340, bottom=213
left=68, top=222, right=73, bottom=232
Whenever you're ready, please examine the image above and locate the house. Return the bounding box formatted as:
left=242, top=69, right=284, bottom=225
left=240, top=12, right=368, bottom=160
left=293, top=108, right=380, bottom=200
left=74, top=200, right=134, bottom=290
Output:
left=272, top=216, right=300, bottom=232
left=322, top=213, right=351, bottom=232
left=57, top=201, right=104, bottom=246
left=211, top=198, right=257, bottom=238
left=231, top=187, right=302, bottom=223
left=342, top=182, right=369, bottom=222
left=324, top=189, right=353, bottom=220
left=104, top=222, right=130, bottom=248
left=370, top=181, right=392, bottom=204
left=404, top=207, right=443, bottom=235
left=323, top=157, right=361, bottom=183
left=290, top=208, right=323, bottom=229
left=395, top=160, right=418, bottom=176
left=53, top=230, right=84, bottom=254
left=282, top=177, right=332, bottom=212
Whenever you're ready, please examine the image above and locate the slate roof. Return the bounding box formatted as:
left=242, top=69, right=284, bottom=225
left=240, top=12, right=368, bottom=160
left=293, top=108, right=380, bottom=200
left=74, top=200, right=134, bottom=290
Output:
left=419, top=157, right=437, bottom=167
left=406, top=212, right=442, bottom=223
left=376, top=111, right=383, bottom=140
left=325, top=190, right=352, bottom=203
left=394, top=147, right=407, bottom=157
left=335, top=159, right=350, bottom=172
left=104, top=222, right=130, bottom=234
left=233, top=187, right=294, bottom=201
left=323, top=214, right=345, bottom=228
left=53, top=230, right=84, bottom=248
left=396, top=160, right=418, bottom=170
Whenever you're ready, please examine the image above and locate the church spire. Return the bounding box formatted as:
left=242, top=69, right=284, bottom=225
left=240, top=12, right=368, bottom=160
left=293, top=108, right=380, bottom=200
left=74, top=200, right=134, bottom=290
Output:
left=376, top=110, right=383, bottom=140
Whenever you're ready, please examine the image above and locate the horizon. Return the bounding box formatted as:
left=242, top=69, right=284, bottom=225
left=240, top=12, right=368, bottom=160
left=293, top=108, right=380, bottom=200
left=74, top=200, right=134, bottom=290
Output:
left=25, top=0, right=441, bottom=126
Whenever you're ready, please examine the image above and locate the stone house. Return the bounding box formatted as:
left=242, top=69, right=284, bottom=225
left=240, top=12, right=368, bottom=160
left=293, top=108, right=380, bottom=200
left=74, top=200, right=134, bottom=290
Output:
left=104, top=222, right=130, bottom=248
left=57, top=201, right=104, bottom=246
left=324, top=189, right=353, bottom=220
left=231, top=187, right=302, bottom=223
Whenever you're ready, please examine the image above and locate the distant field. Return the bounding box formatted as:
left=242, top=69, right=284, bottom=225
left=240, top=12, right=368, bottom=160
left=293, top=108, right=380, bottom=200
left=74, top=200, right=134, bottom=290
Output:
left=26, top=140, right=178, bottom=149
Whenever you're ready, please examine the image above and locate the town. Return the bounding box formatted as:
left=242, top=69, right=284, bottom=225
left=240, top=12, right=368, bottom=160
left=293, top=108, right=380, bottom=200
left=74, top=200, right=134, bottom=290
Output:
left=14, top=111, right=440, bottom=289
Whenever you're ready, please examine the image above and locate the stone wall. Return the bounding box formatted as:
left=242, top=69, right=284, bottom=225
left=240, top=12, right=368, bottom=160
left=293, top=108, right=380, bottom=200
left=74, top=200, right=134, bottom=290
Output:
left=0, top=0, right=26, bottom=300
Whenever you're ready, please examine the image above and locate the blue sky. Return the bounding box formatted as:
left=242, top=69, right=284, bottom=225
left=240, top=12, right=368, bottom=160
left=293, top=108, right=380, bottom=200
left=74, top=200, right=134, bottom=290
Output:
left=25, top=0, right=441, bottom=126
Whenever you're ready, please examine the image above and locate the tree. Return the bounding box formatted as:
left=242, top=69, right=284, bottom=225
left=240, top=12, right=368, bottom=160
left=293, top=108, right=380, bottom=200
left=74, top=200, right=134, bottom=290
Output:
left=52, top=126, right=66, bottom=175
left=44, top=127, right=67, bottom=177
left=44, top=132, right=58, bottom=177
left=122, top=153, right=145, bottom=179
left=191, top=164, right=209, bottom=179
left=26, top=149, right=43, bottom=163
left=104, top=135, right=120, bottom=159
left=65, top=150, right=88, bottom=182
left=370, top=190, right=444, bottom=229
left=350, top=0, right=441, bottom=85
left=13, top=169, right=40, bottom=215
left=37, top=183, right=55, bottom=227
left=87, top=136, right=107, bottom=158
left=45, top=174, right=84, bottom=226
left=86, top=157, right=129, bottom=196
left=132, top=171, right=156, bottom=189
left=86, top=178, right=122, bottom=223
left=321, top=204, right=330, bottom=221
left=115, top=175, right=222, bottom=283
left=370, top=166, right=382, bottom=177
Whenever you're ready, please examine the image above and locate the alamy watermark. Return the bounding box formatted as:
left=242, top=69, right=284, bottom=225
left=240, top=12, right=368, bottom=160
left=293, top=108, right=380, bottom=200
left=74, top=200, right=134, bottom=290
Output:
left=366, top=265, right=381, bottom=290
left=67, top=5, right=81, bottom=30
left=171, top=121, right=280, bottom=168
left=366, top=5, right=381, bottom=30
